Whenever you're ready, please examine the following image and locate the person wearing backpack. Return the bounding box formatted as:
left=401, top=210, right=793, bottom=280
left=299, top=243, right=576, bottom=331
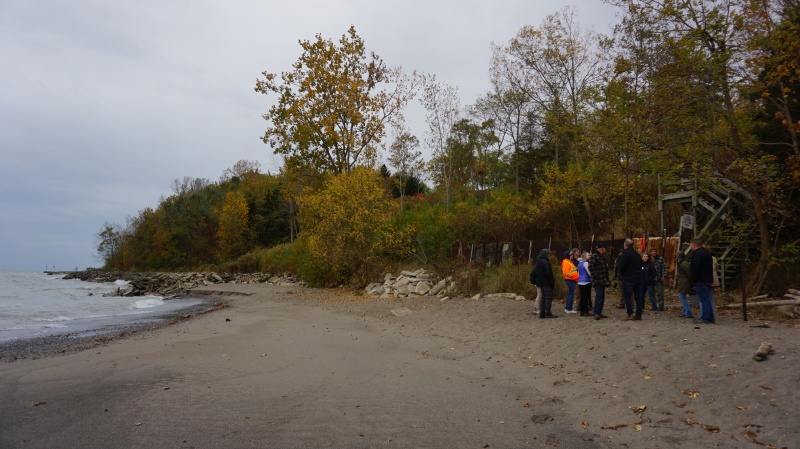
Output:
left=534, top=249, right=557, bottom=319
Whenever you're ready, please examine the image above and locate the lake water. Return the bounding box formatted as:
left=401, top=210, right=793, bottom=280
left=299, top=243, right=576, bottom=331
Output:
left=0, top=271, right=206, bottom=342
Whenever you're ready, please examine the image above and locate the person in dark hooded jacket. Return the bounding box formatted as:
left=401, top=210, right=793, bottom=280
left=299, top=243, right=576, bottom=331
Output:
left=675, top=249, right=695, bottom=318
left=534, top=249, right=557, bottom=318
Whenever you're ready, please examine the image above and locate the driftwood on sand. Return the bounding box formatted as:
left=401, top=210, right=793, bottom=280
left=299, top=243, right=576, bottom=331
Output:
left=753, top=342, right=774, bottom=361
left=724, top=298, right=800, bottom=308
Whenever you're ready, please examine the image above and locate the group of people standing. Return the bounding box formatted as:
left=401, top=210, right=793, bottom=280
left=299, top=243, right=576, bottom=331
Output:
left=530, top=245, right=612, bottom=320
left=530, top=237, right=716, bottom=324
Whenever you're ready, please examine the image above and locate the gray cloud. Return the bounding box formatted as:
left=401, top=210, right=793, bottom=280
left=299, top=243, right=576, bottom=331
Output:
left=0, top=0, right=616, bottom=271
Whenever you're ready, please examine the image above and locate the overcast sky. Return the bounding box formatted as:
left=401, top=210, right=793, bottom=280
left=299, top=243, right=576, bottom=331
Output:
left=0, top=0, right=618, bottom=272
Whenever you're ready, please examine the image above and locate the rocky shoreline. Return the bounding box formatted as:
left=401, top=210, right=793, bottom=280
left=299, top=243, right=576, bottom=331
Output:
left=1, top=270, right=305, bottom=363
left=63, top=270, right=306, bottom=298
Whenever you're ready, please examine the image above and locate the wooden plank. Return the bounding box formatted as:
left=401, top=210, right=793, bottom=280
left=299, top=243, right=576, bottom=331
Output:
left=723, top=299, right=800, bottom=308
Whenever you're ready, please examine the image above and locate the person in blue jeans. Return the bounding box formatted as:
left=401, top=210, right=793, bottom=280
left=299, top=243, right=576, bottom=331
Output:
left=690, top=238, right=716, bottom=324
left=675, top=249, right=695, bottom=318
left=561, top=249, right=580, bottom=314
left=589, top=245, right=611, bottom=320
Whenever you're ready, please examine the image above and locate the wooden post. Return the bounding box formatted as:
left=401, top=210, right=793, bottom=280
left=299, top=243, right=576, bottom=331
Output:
left=528, top=240, right=533, bottom=265
left=741, top=261, right=748, bottom=322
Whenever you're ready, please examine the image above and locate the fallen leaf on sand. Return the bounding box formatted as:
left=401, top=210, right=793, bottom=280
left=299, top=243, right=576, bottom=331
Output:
left=581, top=421, right=589, bottom=427
left=737, top=406, right=747, bottom=410
left=629, top=405, right=647, bottom=413
left=522, top=403, right=531, bottom=408
left=703, top=425, right=721, bottom=433
left=686, top=409, right=695, bottom=414
left=682, top=389, right=701, bottom=398
left=644, top=375, right=653, bottom=379
left=673, top=401, right=688, bottom=408
left=29, top=401, right=46, bottom=407
left=634, top=425, right=643, bottom=431
left=601, top=424, right=628, bottom=430
left=684, top=418, right=699, bottom=425
left=744, top=431, right=758, bottom=439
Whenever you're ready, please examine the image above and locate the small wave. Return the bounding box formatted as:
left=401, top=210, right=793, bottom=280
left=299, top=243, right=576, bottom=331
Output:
left=129, top=297, right=165, bottom=309
left=33, top=316, right=74, bottom=322
left=10, top=323, right=68, bottom=330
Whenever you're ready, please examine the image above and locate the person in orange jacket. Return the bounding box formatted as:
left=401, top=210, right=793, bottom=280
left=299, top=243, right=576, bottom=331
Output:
left=561, top=248, right=580, bottom=313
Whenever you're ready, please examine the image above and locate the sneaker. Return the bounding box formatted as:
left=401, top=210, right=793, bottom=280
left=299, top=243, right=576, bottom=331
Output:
left=692, top=319, right=713, bottom=324
left=633, top=315, right=642, bottom=321
left=594, top=314, right=602, bottom=320
left=565, top=309, right=577, bottom=314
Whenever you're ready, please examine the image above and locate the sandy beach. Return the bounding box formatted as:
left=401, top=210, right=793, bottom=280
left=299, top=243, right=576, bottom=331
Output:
left=1, top=283, right=797, bottom=449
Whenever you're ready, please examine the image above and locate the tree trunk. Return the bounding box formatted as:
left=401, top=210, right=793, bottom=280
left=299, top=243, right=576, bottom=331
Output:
left=748, top=192, right=772, bottom=293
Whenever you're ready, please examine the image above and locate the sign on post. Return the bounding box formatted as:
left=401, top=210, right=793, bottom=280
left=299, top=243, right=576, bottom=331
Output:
left=681, top=212, right=694, bottom=230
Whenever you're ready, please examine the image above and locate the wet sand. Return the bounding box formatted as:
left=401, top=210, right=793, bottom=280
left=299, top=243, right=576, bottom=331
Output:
left=1, top=284, right=797, bottom=448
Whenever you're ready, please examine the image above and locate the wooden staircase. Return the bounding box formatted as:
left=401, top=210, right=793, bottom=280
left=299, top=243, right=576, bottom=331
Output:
left=658, top=173, right=757, bottom=291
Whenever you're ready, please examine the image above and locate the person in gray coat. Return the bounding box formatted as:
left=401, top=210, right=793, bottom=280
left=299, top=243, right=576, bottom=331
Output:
left=534, top=249, right=557, bottom=318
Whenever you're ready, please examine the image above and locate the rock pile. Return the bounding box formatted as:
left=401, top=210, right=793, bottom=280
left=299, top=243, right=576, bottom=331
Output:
left=364, top=269, right=454, bottom=298
left=63, top=270, right=305, bottom=298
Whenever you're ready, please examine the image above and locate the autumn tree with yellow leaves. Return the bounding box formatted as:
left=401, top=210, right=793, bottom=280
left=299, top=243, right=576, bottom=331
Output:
left=297, top=166, right=413, bottom=285
left=255, top=26, right=417, bottom=176
left=217, top=191, right=250, bottom=261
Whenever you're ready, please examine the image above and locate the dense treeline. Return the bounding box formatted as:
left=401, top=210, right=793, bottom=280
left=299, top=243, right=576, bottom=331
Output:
left=98, top=1, right=800, bottom=293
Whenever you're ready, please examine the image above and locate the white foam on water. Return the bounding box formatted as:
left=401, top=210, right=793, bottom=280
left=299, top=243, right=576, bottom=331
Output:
left=129, top=297, right=165, bottom=309
left=34, top=316, right=74, bottom=322
left=0, top=272, right=209, bottom=342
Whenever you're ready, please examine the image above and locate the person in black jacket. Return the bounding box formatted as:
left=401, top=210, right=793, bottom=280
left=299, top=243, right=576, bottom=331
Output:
left=690, top=238, right=715, bottom=324
left=641, top=253, right=658, bottom=311
left=534, top=249, right=557, bottom=319
left=617, top=238, right=644, bottom=320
